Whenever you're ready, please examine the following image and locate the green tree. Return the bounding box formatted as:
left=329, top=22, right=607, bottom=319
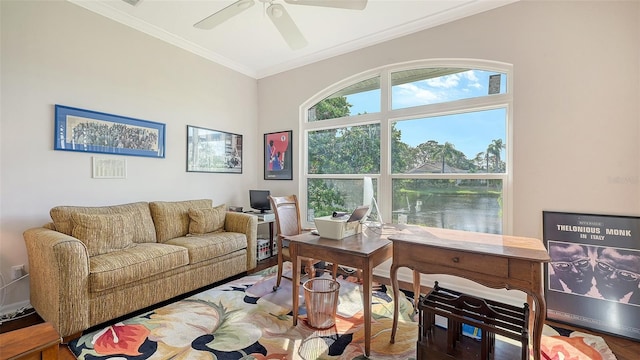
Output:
left=414, top=140, right=440, bottom=168
left=473, top=152, right=486, bottom=172
left=308, top=124, right=380, bottom=174
left=432, top=142, right=458, bottom=173
left=486, top=139, right=505, bottom=172
left=310, top=97, right=352, bottom=121
left=391, top=123, right=414, bottom=173
left=307, top=179, right=347, bottom=217
left=308, top=96, right=378, bottom=214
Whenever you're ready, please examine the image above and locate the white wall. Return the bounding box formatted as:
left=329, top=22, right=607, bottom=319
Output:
left=0, top=1, right=258, bottom=310
left=257, top=1, right=640, bottom=303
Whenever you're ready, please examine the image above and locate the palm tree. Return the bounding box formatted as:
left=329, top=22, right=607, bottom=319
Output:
left=416, top=141, right=439, bottom=163
left=474, top=152, right=486, bottom=172
left=432, top=142, right=457, bottom=173
left=486, top=139, right=505, bottom=172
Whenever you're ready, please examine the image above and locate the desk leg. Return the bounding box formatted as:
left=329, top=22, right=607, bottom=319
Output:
left=291, top=244, right=300, bottom=327
left=531, top=265, right=546, bottom=360
left=363, top=262, right=372, bottom=357
left=390, top=263, right=399, bottom=343
left=530, top=293, right=546, bottom=360
left=413, top=270, right=421, bottom=309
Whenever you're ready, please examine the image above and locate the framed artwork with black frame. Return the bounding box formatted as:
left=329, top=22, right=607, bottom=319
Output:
left=54, top=104, right=165, bottom=158
left=186, top=125, right=242, bottom=173
left=543, top=211, right=640, bottom=341
left=264, top=130, right=292, bottom=180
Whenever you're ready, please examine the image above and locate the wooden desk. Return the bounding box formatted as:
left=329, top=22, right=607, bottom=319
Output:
left=285, top=225, right=396, bottom=357
left=0, top=322, right=60, bottom=360
left=388, top=226, right=550, bottom=360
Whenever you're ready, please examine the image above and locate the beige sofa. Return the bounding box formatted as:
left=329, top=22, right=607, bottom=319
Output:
left=23, top=199, right=257, bottom=339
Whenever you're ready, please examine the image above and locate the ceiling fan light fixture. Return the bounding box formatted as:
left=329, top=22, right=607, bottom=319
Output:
left=237, top=0, right=254, bottom=10
left=268, top=5, right=284, bottom=18
left=121, top=0, right=142, bottom=6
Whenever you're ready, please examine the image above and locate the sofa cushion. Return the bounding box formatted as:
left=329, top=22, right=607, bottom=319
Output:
left=89, top=243, right=189, bottom=293
left=50, top=202, right=156, bottom=243
left=166, top=232, right=247, bottom=264
left=71, top=213, right=135, bottom=256
left=188, top=204, right=226, bottom=235
left=149, top=199, right=212, bottom=242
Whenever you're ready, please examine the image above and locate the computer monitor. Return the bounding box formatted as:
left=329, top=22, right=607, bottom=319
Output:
left=249, top=190, right=271, bottom=213
left=363, top=176, right=374, bottom=218
left=363, top=176, right=383, bottom=226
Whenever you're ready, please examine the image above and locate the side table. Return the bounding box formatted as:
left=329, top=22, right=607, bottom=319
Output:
left=257, top=217, right=275, bottom=258
left=388, top=226, right=550, bottom=360
left=0, top=322, right=60, bottom=360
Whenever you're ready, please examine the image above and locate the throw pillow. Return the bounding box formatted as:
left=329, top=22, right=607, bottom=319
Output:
left=71, top=212, right=135, bottom=256
left=188, top=204, right=226, bottom=235
left=149, top=199, right=212, bottom=242
left=50, top=202, right=156, bottom=243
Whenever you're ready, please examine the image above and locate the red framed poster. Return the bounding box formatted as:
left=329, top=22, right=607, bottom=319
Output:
left=264, top=130, right=292, bottom=180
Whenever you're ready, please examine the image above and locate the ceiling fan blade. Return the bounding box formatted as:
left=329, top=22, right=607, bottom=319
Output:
left=194, top=0, right=256, bottom=29
left=284, top=0, right=367, bottom=10
left=267, top=4, right=308, bottom=50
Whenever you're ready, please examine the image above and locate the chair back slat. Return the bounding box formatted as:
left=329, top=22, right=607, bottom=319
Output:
left=269, top=195, right=302, bottom=238
left=268, top=194, right=339, bottom=291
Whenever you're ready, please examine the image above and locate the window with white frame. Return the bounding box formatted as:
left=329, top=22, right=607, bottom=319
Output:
left=300, top=60, right=512, bottom=234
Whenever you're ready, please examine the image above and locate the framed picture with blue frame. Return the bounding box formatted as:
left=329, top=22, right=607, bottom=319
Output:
left=54, top=104, right=166, bottom=158
left=264, top=130, right=292, bottom=180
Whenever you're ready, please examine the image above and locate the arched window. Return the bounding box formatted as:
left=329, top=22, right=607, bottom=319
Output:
left=300, top=60, right=512, bottom=234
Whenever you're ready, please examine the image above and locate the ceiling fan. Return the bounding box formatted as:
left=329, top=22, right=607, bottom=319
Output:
left=194, top=0, right=368, bottom=50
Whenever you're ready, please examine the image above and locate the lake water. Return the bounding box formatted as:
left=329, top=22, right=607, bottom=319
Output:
left=394, top=194, right=502, bottom=234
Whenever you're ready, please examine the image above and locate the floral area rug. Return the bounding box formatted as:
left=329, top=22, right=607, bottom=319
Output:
left=540, top=325, right=617, bottom=360
left=68, top=264, right=418, bottom=359
left=68, top=264, right=618, bottom=360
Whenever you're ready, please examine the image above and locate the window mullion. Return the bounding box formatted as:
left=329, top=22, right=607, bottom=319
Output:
left=379, top=69, right=391, bottom=223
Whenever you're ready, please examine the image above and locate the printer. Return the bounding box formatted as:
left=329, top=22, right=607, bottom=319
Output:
left=314, top=205, right=369, bottom=240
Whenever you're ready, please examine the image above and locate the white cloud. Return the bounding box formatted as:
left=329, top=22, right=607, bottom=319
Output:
left=463, top=70, right=483, bottom=90
left=393, top=70, right=491, bottom=106
left=395, top=83, right=441, bottom=106
left=464, top=70, right=479, bottom=82
left=425, top=74, right=461, bottom=88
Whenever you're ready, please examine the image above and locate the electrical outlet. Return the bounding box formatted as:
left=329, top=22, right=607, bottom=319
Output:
left=11, top=264, right=24, bottom=280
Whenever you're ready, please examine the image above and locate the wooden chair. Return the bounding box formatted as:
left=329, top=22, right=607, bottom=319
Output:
left=269, top=194, right=337, bottom=291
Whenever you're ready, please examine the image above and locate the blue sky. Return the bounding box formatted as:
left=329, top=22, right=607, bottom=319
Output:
left=394, top=109, right=506, bottom=158
left=346, top=70, right=506, bottom=159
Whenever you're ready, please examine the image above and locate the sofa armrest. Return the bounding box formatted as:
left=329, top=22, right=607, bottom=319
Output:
left=23, top=227, right=90, bottom=338
left=224, top=212, right=258, bottom=270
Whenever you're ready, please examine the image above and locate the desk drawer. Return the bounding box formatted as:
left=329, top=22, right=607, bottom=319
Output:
left=414, top=248, right=509, bottom=277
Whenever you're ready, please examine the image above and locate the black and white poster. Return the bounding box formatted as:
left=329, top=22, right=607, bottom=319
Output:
left=543, top=211, right=640, bottom=341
